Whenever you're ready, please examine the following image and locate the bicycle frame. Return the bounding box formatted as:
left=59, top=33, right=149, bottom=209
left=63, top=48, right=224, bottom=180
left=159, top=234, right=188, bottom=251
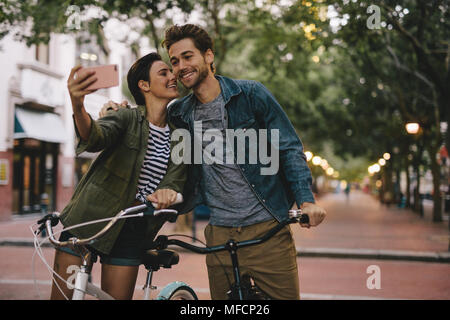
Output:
left=153, top=210, right=309, bottom=300
left=36, top=198, right=305, bottom=300
left=35, top=194, right=197, bottom=300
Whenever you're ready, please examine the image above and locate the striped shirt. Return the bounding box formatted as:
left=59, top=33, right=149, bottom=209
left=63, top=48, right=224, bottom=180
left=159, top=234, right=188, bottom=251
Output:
left=136, top=122, right=171, bottom=203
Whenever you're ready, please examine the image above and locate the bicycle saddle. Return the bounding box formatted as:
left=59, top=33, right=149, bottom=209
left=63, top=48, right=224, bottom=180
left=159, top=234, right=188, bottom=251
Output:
left=142, top=249, right=179, bottom=271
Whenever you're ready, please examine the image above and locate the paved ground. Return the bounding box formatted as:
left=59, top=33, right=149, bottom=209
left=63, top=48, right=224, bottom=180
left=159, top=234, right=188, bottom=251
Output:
left=1, top=191, right=449, bottom=300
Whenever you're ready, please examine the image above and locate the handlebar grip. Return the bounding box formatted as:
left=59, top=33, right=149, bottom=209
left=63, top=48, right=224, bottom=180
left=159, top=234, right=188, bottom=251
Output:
left=299, top=214, right=309, bottom=224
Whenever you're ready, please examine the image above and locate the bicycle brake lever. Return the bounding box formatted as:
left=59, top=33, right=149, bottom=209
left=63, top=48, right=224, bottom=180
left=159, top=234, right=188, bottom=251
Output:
left=36, top=213, right=60, bottom=234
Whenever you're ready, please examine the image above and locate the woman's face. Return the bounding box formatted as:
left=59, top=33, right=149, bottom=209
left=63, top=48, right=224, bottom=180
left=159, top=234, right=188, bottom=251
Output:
left=148, top=60, right=179, bottom=100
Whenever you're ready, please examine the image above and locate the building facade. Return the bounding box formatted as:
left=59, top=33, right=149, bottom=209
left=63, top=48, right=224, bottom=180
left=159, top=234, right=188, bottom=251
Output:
left=0, top=30, right=133, bottom=221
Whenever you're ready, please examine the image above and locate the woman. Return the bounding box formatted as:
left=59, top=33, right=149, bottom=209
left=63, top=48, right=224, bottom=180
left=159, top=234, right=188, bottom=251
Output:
left=51, top=53, right=183, bottom=300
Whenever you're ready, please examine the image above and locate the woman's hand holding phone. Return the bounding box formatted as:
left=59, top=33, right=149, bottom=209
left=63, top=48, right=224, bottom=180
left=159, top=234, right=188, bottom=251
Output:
left=67, top=65, right=98, bottom=112
left=67, top=65, right=98, bottom=141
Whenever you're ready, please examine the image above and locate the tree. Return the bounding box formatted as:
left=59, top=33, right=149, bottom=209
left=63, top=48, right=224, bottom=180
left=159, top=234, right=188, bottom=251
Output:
left=323, top=0, right=448, bottom=222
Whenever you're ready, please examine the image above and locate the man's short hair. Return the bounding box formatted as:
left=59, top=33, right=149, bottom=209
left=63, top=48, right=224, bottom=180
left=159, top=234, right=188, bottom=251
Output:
left=163, top=24, right=215, bottom=73
left=127, top=52, right=162, bottom=105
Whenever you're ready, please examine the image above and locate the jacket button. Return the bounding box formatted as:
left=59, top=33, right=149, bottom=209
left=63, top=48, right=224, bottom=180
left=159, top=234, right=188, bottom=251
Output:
left=243, top=128, right=247, bottom=132
left=263, top=199, right=266, bottom=202
left=251, top=184, right=255, bottom=188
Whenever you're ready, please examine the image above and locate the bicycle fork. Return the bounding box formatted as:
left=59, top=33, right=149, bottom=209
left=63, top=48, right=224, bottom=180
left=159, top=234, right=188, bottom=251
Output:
left=143, top=269, right=157, bottom=300
left=226, top=239, right=244, bottom=300
left=71, top=244, right=93, bottom=300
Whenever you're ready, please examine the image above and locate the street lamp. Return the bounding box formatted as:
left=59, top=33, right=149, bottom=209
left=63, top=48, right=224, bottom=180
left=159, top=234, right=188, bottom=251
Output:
left=406, top=122, right=420, bottom=134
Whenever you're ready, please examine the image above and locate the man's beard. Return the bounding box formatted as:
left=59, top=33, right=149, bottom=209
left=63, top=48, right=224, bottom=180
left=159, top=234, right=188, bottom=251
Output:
left=182, top=62, right=209, bottom=89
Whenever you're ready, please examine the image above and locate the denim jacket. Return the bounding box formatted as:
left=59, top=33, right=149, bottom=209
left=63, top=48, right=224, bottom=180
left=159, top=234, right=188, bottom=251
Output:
left=159, top=75, right=315, bottom=224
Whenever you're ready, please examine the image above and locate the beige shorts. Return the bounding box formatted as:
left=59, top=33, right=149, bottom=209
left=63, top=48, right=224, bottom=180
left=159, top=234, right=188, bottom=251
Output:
left=204, top=219, right=300, bottom=300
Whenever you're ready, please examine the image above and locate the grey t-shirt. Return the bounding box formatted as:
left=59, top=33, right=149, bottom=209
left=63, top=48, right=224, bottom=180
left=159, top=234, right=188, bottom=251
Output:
left=193, top=93, right=273, bottom=227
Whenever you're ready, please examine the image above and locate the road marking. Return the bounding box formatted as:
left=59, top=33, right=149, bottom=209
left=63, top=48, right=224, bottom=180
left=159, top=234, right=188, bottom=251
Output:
left=0, top=279, right=52, bottom=285
left=0, top=279, right=404, bottom=299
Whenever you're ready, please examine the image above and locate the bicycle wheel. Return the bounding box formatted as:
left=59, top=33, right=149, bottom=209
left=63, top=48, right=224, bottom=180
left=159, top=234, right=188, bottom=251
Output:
left=167, top=286, right=198, bottom=300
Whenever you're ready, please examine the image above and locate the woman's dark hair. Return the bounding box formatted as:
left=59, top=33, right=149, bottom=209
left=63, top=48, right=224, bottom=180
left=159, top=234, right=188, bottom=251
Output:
left=127, top=52, right=162, bottom=105
left=163, top=24, right=215, bottom=73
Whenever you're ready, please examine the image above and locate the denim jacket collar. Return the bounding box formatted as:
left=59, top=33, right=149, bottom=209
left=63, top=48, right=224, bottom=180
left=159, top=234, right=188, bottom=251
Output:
left=172, top=75, right=242, bottom=125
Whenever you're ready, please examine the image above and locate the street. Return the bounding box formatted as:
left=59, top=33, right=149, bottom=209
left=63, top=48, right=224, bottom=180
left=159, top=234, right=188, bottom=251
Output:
left=0, top=191, right=449, bottom=300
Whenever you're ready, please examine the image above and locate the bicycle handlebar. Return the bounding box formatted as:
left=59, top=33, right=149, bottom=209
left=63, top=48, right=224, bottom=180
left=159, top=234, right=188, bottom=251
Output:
left=43, top=193, right=184, bottom=248
left=154, top=209, right=309, bottom=254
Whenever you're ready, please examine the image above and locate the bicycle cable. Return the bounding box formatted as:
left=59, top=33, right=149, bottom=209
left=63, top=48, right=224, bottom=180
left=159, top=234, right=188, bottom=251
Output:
left=30, top=224, right=70, bottom=300
left=30, top=213, right=144, bottom=300
left=164, top=233, right=233, bottom=291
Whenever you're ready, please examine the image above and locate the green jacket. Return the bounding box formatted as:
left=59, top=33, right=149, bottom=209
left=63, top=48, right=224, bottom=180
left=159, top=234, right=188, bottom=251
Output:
left=60, top=105, right=186, bottom=254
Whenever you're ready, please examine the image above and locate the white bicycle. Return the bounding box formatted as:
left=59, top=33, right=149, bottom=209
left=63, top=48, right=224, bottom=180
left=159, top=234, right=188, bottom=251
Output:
left=31, top=194, right=198, bottom=300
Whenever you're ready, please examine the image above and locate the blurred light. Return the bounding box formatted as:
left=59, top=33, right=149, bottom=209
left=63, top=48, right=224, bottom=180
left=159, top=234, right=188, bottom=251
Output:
left=312, top=156, right=322, bottom=166
left=332, top=171, right=339, bottom=178
left=340, top=180, right=347, bottom=190
left=378, top=158, right=386, bottom=166
left=312, top=55, right=320, bottom=63
left=368, top=164, right=381, bottom=174
left=326, top=167, right=334, bottom=176
left=80, top=52, right=98, bottom=61
left=383, top=153, right=391, bottom=160
left=375, top=180, right=382, bottom=188
left=320, top=159, right=329, bottom=169
left=305, top=151, right=313, bottom=161
left=406, top=122, right=420, bottom=134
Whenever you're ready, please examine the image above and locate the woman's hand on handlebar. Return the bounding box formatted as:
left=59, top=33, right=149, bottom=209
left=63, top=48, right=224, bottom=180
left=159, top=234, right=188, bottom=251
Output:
left=147, top=189, right=178, bottom=209
left=299, top=202, right=327, bottom=228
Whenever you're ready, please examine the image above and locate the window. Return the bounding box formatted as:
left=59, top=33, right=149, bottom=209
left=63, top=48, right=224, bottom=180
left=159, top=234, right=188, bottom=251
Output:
left=35, top=43, right=50, bottom=65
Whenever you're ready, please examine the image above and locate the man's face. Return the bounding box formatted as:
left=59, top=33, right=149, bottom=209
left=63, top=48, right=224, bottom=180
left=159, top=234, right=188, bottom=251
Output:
left=168, top=38, right=212, bottom=89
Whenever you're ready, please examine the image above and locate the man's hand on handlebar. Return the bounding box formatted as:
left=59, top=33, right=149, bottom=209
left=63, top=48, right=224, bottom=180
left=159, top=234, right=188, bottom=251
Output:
left=147, top=189, right=178, bottom=209
left=299, top=202, right=326, bottom=228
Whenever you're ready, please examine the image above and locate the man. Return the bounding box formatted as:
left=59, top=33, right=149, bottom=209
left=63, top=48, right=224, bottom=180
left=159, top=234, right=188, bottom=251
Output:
left=106, top=24, right=326, bottom=300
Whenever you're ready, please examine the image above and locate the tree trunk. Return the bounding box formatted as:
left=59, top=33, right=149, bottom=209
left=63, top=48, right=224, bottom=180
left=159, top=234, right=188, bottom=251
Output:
left=383, top=164, right=394, bottom=206
left=413, top=163, right=421, bottom=215
left=405, top=163, right=411, bottom=208
left=428, top=144, right=443, bottom=222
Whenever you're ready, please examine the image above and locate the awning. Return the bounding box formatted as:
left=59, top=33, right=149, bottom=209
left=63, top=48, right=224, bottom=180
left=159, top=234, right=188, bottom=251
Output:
left=14, top=107, right=69, bottom=143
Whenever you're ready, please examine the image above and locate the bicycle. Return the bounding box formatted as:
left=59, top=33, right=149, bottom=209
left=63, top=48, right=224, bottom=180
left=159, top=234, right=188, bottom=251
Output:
left=32, top=194, right=198, bottom=300
left=151, top=208, right=310, bottom=300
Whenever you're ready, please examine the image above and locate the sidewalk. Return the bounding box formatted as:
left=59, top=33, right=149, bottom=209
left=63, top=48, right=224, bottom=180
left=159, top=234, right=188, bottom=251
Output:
left=1, top=191, right=449, bottom=262
left=291, top=191, right=450, bottom=262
